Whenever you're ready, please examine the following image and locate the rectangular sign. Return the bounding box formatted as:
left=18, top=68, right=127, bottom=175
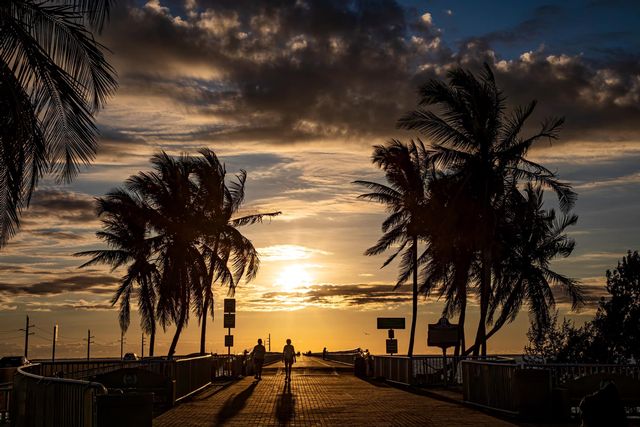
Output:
left=377, top=317, right=405, bottom=330
left=223, top=313, right=236, bottom=329
left=427, top=324, right=460, bottom=348
left=386, top=339, right=398, bottom=354
left=225, top=335, right=234, bottom=347
left=224, top=298, right=236, bottom=313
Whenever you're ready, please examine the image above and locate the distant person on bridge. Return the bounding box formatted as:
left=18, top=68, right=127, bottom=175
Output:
left=282, top=339, right=296, bottom=381
left=252, top=338, right=266, bottom=380
left=322, top=347, right=327, bottom=360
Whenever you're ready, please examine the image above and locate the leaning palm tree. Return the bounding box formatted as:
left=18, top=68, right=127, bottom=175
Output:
left=481, top=184, right=583, bottom=349
left=192, top=149, right=280, bottom=354
left=0, top=0, right=117, bottom=247
left=126, top=152, right=208, bottom=359
left=398, top=64, right=576, bottom=355
left=75, top=189, right=159, bottom=356
left=355, top=139, right=433, bottom=357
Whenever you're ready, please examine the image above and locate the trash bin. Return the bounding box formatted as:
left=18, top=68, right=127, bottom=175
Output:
left=354, top=355, right=366, bottom=377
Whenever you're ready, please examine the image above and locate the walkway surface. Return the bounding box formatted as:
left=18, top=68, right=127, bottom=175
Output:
left=154, top=356, right=517, bottom=426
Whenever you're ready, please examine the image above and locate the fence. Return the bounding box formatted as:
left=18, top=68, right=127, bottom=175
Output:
left=0, top=383, right=10, bottom=425
left=524, top=363, right=640, bottom=387
left=12, top=365, right=107, bottom=427
left=461, top=359, right=519, bottom=414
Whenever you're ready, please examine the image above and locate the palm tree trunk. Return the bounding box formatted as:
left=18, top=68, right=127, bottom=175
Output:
left=200, top=241, right=218, bottom=355
left=199, top=291, right=210, bottom=355
left=473, top=250, right=491, bottom=357
left=407, top=236, right=418, bottom=358
left=168, top=304, right=187, bottom=359
left=149, top=318, right=156, bottom=357
left=454, top=293, right=466, bottom=358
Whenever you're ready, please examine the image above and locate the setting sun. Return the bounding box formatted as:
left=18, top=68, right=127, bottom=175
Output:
left=276, top=264, right=313, bottom=292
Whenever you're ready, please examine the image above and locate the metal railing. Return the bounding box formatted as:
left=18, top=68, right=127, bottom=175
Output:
left=461, top=359, right=518, bottom=414
left=172, top=355, right=213, bottom=402
left=12, top=365, right=107, bottom=427
left=523, top=363, right=640, bottom=387
left=374, top=356, right=412, bottom=385
left=0, top=382, right=11, bottom=425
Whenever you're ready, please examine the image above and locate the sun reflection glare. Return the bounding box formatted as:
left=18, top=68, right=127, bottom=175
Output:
left=276, top=264, right=313, bottom=292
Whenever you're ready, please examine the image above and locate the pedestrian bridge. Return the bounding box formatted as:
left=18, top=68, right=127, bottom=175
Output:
left=154, top=356, right=514, bottom=426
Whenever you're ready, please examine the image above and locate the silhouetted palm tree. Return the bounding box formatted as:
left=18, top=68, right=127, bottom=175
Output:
left=355, top=139, right=433, bottom=357
left=398, top=65, right=576, bottom=355
left=76, top=189, right=159, bottom=356
left=0, top=0, right=117, bottom=247
left=126, top=152, right=208, bottom=359
left=482, top=184, right=583, bottom=347
left=192, top=149, right=280, bottom=354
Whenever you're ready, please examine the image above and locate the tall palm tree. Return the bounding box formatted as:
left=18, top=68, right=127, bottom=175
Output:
left=192, top=149, right=280, bottom=354
left=126, top=152, right=208, bottom=359
left=75, top=189, right=159, bottom=356
left=355, top=139, right=433, bottom=357
left=398, top=65, right=576, bottom=355
left=0, top=0, right=117, bottom=247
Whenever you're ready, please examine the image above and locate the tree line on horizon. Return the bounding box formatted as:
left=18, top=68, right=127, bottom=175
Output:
left=357, top=65, right=583, bottom=358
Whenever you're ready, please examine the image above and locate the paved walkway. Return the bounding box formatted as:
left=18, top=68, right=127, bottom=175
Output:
left=154, top=356, right=517, bottom=426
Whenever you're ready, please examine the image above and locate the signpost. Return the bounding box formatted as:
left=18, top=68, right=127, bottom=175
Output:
left=377, top=317, right=405, bottom=355
left=427, top=317, right=460, bottom=386
left=224, top=298, right=235, bottom=376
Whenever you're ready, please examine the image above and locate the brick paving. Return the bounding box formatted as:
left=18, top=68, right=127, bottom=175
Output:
left=154, top=356, right=517, bottom=426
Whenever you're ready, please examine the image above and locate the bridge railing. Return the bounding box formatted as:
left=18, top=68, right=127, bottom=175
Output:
left=461, top=359, right=519, bottom=414
left=12, top=364, right=107, bottom=427
left=523, top=362, right=640, bottom=386
left=0, top=382, right=11, bottom=425
left=310, top=350, right=359, bottom=365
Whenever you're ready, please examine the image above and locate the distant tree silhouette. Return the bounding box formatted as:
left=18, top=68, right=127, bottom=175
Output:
left=0, top=0, right=117, bottom=247
left=525, top=251, right=640, bottom=363
left=355, top=139, right=435, bottom=357
left=397, top=65, right=577, bottom=356
left=76, top=190, right=159, bottom=356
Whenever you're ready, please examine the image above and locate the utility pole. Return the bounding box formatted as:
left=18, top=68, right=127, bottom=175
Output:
left=20, top=315, right=35, bottom=359
left=141, top=333, right=145, bottom=359
left=120, top=330, right=125, bottom=360
left=83, top=329, right=95, bottom=360
left=52, top=324, right=58, bottom=362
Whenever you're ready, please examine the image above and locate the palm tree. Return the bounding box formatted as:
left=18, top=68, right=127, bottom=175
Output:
left=481, top=184, right=583, bottom=349
left=126, top=152, right=208, bottom=359
left=75, top=189, right=159, bottom=356
left=398, top=65, right=576, bottom=355
left=355, top=139, right=433, bottom=357
left=0, top=0, right=117, bottom=247
left=192, top=149, right=280, bottom=354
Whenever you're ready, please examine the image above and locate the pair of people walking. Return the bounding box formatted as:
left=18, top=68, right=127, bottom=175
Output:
left=251, top=338, right=296, bottom=381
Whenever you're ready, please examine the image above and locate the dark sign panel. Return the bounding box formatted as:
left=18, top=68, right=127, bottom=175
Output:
left=386, top=339, right=398, bottom=354
left=223, top=313, right=236, bottom=329
left=224, top=298, right=236, bottom=313
left=377, top=317, right=405, bottom=329
left=427, top=317, right=459, bottom=348
left=225, top=335, right=234, bottom=347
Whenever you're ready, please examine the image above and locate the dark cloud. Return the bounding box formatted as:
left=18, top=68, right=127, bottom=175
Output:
left=24, top=189, right=96, bottom=224
left=259, top=283, right=411, bottom=307
left=0, top=274, right=118, bottom=296
left=97, top=1, right=640, bottom=149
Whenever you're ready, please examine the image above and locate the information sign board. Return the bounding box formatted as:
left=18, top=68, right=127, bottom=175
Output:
left=224, top=298, right=236, bottom=313
left=377, top=317, right=405, bottom=330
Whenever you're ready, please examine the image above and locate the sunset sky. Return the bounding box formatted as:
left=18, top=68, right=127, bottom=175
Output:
left=1, top=0, right=639, bottom=359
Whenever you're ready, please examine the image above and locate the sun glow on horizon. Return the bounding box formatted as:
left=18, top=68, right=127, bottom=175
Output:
left=276, top=264, right=313, bottom=292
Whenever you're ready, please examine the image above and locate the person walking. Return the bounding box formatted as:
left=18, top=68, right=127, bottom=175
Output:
left=282, top=339, right=296, bottom=381
left=252, top=338, right=266, bottom=380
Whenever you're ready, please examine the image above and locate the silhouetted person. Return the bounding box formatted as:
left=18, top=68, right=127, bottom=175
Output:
left=282, top=339, right=296, bottom=381
left=579, top=381, right=627, bottom=427
left=322, top=347, right=327, bottom=360
left=252, top=338, right=266, bottom=380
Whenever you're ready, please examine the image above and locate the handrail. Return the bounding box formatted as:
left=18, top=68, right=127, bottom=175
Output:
left=17, top=365, right=107, bottom=393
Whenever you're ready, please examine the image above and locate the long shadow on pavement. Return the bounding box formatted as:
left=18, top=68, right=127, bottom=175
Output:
left=215, top=381, right=258, bottom=424
left=275, top=380, right=295, bottom=424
